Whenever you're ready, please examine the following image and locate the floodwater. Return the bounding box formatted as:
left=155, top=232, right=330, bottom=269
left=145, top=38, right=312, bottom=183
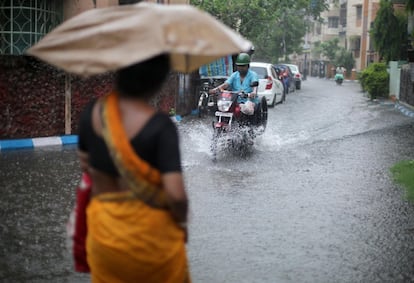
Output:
left=1, top=78, right=414, bottom=282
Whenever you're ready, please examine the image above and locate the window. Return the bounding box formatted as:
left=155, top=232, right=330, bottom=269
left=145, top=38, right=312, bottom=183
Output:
left=354, top=38, right=360, bottom=50
left=356, top=5, right=362, bottom=27
left=119, top=0, right=143, bottom=4
left=328, top=17, right=339, bottom=28
left=316, top=22, right=321, bottom=35
left=356, top=5, right=362, bottom=20
left=351, top=36, right=361, bottom=58
left=340, top=3, right=347, bottom=27
left=0, top=0, right=62, bottom=55
left=250, top=67, right=267, bottom=79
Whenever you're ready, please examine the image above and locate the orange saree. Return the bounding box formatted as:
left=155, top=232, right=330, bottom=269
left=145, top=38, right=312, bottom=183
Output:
left=86, top=92, right=190, bottom=283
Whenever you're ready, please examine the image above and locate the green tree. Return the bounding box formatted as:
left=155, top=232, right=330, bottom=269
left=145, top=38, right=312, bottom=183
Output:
left=334, top=48, right=355, bottom=75
left=320, top=37, right=340, bottom=61
left=311, top=40, right=322, bottom=59
left=358, top=62, right=389, bottom=99
left=371, top=0, right=408, bottom=62
left=190, top=0, right=329, bottom=63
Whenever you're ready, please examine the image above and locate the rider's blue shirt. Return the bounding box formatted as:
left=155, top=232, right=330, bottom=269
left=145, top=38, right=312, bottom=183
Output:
left=226, top=69, right=259, bottom=103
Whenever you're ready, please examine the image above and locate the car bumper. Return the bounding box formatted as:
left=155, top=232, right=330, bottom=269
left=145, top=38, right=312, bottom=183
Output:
left=258, top=91, right=280, bottom=105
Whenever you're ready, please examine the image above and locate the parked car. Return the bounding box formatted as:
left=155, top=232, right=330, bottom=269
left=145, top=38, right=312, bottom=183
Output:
left=250, top=62, right=285, bottom=107
left=282, top=63, right=302, bottom=90
left=273, top=64, right=296, bottom=94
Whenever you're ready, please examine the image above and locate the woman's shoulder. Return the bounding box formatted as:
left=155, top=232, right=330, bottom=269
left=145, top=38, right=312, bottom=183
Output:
left=81, top=98, right=99, bottom=116
left=149, top=112, right=177, bottom=129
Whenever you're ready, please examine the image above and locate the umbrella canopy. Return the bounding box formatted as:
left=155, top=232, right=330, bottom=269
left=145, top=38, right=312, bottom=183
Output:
left=27, top=2, right=252, bottom=76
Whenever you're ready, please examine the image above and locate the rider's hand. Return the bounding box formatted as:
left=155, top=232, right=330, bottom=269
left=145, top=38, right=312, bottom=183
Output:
left=209, top=87, right=221, bottom=94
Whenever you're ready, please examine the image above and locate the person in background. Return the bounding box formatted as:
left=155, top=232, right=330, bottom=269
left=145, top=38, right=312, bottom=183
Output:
left=77, top=53, right=191, bottom=283
left=336, top=65, right=346, bottom=75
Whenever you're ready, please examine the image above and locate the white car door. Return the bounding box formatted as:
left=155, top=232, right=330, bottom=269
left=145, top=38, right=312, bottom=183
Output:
left=270, top=67, right=284, bottom=102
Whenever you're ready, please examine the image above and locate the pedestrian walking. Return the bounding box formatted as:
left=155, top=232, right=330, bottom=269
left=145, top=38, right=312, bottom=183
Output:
left=27, top=3, right=253, bottom=281
left=78, top=54, right=191, bottom=282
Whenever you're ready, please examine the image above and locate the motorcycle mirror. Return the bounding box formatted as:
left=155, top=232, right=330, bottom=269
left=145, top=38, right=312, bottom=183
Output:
left=250, top=81, right=259, bottom=87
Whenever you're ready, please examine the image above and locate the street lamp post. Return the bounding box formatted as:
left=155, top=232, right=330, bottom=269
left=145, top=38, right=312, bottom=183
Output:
left=303, top=43, right=310, bottom=80
left=304, top=53, right=307, bottom=80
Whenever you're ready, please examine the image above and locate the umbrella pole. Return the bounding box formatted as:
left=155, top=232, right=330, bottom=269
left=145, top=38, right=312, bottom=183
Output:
left=65, top=73, right=71, bottom=135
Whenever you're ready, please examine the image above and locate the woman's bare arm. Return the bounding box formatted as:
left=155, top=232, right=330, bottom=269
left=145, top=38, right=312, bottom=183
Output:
left=162, top=172, right=189, bottom=242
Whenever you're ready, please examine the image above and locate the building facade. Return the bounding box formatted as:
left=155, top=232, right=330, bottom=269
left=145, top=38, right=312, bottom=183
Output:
left=0, top=0, right=195, bottom=139
left=298, top=0, right=382, bottom=76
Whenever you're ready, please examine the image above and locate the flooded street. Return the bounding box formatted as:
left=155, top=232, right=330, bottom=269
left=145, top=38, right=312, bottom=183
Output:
left=2, top=78, right=414, bottom=282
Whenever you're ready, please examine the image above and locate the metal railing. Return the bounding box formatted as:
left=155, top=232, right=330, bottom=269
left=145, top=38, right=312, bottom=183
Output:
left=0, top=0, right=62, bottom=55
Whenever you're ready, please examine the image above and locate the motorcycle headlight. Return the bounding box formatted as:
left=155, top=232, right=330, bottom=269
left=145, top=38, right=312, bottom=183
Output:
left=217, top=100, right=232, bottom=112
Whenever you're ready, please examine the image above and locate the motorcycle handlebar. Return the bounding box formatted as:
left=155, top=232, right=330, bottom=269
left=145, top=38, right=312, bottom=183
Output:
left=211, top=89, right=254, bottom=99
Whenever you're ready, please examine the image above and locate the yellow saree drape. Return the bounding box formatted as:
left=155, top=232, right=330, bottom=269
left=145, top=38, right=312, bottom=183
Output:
left=86, top=92, right=190, bottom=283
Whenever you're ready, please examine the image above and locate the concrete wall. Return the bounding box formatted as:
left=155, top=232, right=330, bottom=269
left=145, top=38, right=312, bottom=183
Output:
left=0, top=0, right=197, bottom=139
left=400, top=64, right=414, bottom=107
left=0, top=56, right=189, bottom=139
left=389, top=61, right=401, bottom=99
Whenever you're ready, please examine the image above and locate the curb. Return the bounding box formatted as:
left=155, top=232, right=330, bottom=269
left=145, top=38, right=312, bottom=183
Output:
left=0, top=115, right=184, bottom=152
left=395, top=101, right=414, bottom=118
left=0, top=135, right=78, bottom=151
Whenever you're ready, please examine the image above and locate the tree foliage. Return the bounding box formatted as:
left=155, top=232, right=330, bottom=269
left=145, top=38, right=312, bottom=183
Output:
left=371, top=0, right=408, bottom=62
left=318, top=37, right=354, bottom=70
left=334, top=48, right=355, bottom=73
left=406, top=0, right=414, bottom=12
left=320, top=37, right=340, bottom=61
left=358, top=62, right=389, bottom=99
left=190, top=0, right=329, bottom=63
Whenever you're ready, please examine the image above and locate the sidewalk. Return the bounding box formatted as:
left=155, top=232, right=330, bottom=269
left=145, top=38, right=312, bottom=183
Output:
left=0, top=135, right=78, bottom=151
left=0, top=115, right=183, bottom=151
left=395, top=101, right=414, bottom=118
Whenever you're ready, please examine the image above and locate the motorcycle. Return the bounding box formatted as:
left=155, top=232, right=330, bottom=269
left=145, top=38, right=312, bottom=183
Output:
left=335, top=73, right=344, bottom=85
left=210, top=81, right=267, bottom=161
left=197, top=81, right=217, bottom=118
left=197, top=76, right=227, bottom=118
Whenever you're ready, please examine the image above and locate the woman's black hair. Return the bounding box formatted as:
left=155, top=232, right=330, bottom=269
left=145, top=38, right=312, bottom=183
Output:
left=115, top=53, right=170, bottom=98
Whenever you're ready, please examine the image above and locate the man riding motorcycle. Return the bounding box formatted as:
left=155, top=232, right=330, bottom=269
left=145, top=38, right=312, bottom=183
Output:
left=335, top=65, right=346, bottom=84
left=209, top=52, right=259, bottom=116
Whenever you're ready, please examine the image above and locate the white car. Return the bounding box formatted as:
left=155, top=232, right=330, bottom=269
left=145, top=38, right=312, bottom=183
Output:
left=283, top=63, right=302, bottom=90
left=250, top=62, right=285, bottom=107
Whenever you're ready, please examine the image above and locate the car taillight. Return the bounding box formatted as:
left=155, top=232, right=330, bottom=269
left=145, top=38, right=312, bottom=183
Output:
left=265, top=76, right=272, bottom=90
left=295, top=73, right=301, bottom=78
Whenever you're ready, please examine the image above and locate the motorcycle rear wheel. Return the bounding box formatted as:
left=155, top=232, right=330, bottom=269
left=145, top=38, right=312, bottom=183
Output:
left=197, top=92, right=208, bottom=118
left=257, top=96, right=268, bottom=132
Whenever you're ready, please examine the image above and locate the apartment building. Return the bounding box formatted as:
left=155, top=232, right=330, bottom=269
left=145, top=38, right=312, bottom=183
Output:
left=302, top=0, right=381, bottom=76
left=347, top=0, right=380, bottom=70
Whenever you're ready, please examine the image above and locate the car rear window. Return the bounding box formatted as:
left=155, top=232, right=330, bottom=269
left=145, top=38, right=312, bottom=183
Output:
left=250, top=67, right=267, bottom=79
left=288, top=65, right=298, bottom=72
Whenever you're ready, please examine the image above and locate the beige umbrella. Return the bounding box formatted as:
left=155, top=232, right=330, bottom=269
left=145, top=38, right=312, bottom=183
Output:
left=27, top=2, right=252, bottom=76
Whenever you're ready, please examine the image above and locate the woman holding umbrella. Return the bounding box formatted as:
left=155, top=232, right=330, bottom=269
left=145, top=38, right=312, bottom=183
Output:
left=78, top=54, right=191, bottom=282
left=27, top=3, right=253, bottom=282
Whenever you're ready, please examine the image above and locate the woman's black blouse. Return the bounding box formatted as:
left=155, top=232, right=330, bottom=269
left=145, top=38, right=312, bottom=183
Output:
left=78, top=100, right=182, bottom=176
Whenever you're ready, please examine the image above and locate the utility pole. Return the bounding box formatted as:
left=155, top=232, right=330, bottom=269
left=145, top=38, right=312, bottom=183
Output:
left=361, top=0, right=369, bottom=69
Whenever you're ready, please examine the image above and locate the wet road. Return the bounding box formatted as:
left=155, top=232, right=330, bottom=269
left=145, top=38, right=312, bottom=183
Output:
left=2, top=78, right=414, bottom=282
